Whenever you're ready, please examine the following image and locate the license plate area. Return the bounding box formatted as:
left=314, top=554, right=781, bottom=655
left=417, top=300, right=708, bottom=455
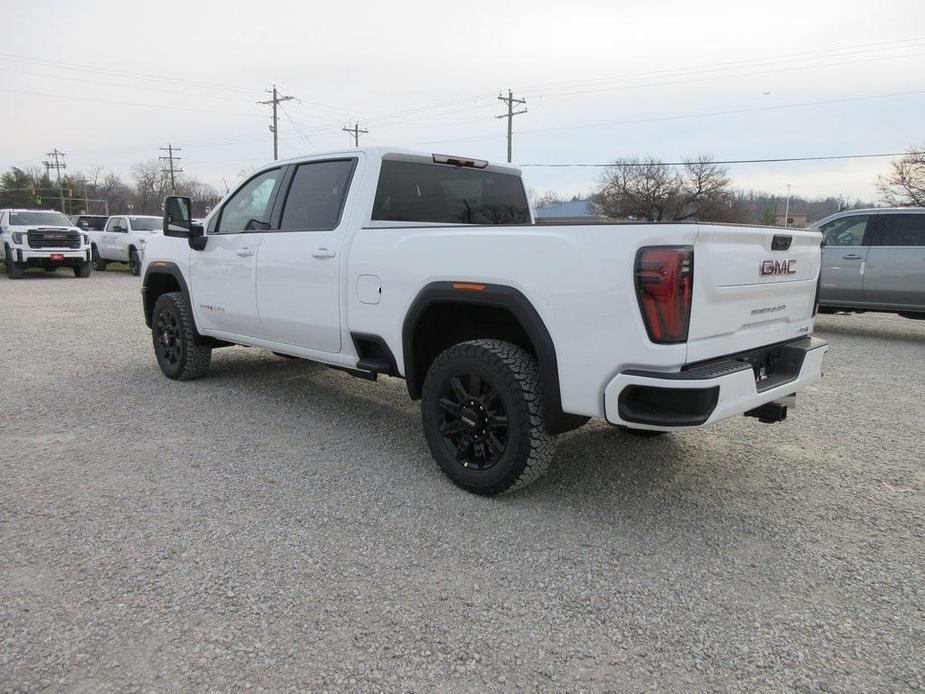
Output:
left=682, top=337, right=819, bottom=392
left=50, top=254, right=64, bottom=261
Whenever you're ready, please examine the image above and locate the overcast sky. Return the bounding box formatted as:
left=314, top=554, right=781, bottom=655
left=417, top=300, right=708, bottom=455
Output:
left=2, top=0, right=923, bottom=201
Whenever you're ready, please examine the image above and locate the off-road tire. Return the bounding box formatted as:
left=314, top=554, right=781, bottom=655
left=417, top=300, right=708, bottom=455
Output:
left=5, top=246, right=24, bottom=279
left=151, top=291, right=211, bottom=380
left=91, top=246, right=107, bottom=272
left=128, top=248, right=141, bottom=276
left=73, top=262, right=91, bottom=278
left=421, top=339, right=555, bottom=495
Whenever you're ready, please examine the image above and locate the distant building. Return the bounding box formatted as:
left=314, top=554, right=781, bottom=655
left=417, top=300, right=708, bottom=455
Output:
left=775, top=213, right=808, bottom=228
left=534, top=199, right=612, bottom=224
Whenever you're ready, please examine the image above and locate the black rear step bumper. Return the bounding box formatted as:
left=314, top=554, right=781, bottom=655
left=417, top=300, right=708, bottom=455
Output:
left=604, top=336, right=828, bottom=429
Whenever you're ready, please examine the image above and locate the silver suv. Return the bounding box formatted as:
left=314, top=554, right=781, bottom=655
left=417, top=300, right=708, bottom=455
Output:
left=815, top=207, right=925, bottom=319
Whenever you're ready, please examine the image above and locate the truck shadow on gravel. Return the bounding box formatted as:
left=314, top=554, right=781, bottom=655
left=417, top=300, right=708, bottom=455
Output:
left=196, top=350, right=690, bottom=500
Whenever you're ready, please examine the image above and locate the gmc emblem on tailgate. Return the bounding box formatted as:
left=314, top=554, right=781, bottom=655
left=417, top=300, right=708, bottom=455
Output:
left=760, top=259, right=797, bottom=276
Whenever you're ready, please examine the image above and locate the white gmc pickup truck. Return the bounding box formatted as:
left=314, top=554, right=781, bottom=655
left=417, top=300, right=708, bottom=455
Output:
left=141, top=148, right=828, bottom=495
left=88, top=214, right=163, bottom=276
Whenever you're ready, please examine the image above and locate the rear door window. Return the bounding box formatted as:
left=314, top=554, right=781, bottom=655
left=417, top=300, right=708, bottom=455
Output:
left=872, top=214, right=925, bottom=246
left=820, top=216, right=870, bottom=246
left=279, top=159, right=356, bottom=231
left=372, top=160, right=530, bottom=224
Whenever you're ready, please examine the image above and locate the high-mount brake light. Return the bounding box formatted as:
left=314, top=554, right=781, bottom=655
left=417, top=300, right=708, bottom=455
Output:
left=634, top=246, right=694, bottom=344
left=432, top=154, right=489, bottom=169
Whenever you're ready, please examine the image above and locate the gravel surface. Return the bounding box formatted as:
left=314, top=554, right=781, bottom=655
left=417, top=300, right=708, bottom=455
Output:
left=1, top=270, right=923, bottom=692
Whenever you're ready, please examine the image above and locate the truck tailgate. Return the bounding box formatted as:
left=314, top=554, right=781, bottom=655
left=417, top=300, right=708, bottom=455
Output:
left=687, top=224, right=821, bottom=363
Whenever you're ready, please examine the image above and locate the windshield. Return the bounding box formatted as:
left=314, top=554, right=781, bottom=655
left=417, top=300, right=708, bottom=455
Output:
left=372, top=160, right=530, bottom=224
left=74, top=216, right=107, bottom=230
left=9, top=211, right=72, bottom=227
left=129, top=217, right=162, bottom=231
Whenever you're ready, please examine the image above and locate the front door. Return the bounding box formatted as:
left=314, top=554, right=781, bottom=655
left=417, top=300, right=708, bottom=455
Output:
left=863, top=212, right=925, bottom=309
left=819, top=214, right=872, bottom=305
left=190, top=168, right=283, bottom=338
left=103, top=216, right=125, bottom=259
left=255, top=158, right=357, bottom=352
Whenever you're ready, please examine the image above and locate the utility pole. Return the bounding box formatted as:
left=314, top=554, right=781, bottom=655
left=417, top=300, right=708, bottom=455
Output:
left=159, top=144, right=183, bottom=193
left=784, top=184, right=792, bottom=228
left=43, top=148, right=67, bottom=212
left=342, top=122, right=368, bottom=148
left=259, top=84, right=297, bottom=160
left=496, top=90, right=527, bottom=163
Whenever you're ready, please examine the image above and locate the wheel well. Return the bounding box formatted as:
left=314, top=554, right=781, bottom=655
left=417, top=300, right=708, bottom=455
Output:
left=403, top=284, right=589, bottom=435
left=408, top=302, right=535, bottom=398
left=143, top=272, right=182, bottom=326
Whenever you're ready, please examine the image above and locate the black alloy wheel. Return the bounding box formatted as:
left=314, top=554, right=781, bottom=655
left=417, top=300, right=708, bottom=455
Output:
left=436, top=371, right=509, bottom=470
left=155, top=307, right=183, bottom=369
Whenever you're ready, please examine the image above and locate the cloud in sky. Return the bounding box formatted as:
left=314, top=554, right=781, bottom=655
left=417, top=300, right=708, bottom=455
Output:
left=1, top=0, right=923, bottom=200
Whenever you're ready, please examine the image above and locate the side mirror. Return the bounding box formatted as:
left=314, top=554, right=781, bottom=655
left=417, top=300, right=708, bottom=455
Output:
left=164, top=196, right=192, bottom=237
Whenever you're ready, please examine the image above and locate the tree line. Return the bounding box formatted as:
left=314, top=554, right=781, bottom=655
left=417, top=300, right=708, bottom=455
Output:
left=0, top=160, right=220, bottom=217
left=2, top=143, right=922, bottom=223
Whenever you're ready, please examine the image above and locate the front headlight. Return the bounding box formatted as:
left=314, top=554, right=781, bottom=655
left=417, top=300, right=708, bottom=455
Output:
left=12, top=231, right=25, bottom=244
left=82, top=234, right=89, bottom=245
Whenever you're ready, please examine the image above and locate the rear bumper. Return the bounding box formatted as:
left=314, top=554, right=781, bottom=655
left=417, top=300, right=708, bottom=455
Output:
left=604, top=336, right=828, bottom=430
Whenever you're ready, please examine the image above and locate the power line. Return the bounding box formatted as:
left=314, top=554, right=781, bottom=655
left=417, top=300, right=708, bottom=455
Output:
left=342, top=122, right=368, bottom=147
left=496, top=90, right=527, bottom=163
left=512, top=35, right=925, bottom=95
left=159, top=144, right=183, bottom=191
left=0, top=87, right=264, bottom=118
left=258, top=85, right=299, bottom=160
left=407, top=87, right=925, bottom=148
left=519, top=152, right=908, bottom=167
left=279, top=103, right=314, bottom=150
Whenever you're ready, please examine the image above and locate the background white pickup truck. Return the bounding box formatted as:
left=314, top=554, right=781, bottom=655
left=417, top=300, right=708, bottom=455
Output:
left=1, top=208, right=92, bottom=278
left=88, top=214, right=162, bottom=276
left=141, top=148, right=828, bottom=494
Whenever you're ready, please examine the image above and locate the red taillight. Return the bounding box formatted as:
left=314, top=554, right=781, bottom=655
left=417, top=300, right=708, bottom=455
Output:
left=634, top=246, right=694, bottom=344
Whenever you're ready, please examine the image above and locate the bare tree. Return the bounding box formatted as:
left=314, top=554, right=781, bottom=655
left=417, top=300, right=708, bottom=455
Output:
left=591, top=155, right=736, bottom=222
left=675, top=155, right=732, bottom=220
left=131, top=159, right=169, bottom=214
left=878, top=144, right=925, bottom=207
left=591, top=157, right=681, bottom=221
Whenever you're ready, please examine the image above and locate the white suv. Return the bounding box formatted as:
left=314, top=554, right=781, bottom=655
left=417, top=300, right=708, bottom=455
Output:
left=0, top=209, right=92, bottom=279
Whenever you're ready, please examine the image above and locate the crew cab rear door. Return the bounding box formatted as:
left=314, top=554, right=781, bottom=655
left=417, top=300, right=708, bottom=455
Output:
left=686, top=224, right=822, bottom=362
left=254, top=157, right=358, bottom=353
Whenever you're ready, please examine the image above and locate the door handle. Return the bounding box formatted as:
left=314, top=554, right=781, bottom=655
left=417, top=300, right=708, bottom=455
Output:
left=841, top=254, right=863, bottom=260
left=235, top=247, right=254, bottom=257
left=312, top=248, right=336, bottom=259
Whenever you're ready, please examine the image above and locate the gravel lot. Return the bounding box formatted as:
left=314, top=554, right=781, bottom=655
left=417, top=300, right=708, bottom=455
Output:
left=1, top=269, right=923, bottom=692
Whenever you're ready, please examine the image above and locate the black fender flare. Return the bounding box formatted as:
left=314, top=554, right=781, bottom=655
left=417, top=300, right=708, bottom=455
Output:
left=402, top=281, right=587, bottom=435
left=141, top=261, right=191, bottom=328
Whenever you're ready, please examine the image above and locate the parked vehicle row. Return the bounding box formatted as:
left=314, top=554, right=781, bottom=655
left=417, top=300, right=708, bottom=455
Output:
left=142, top=147, right=828, bottom=495
left=0, top=211, right=165, bottom=279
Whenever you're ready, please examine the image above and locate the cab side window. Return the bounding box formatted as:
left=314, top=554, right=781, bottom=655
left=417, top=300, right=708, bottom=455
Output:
left=873, top=214, right=925, bottom=247
left=216, top=169, right=281, bottom=233
left=279, top=160, right=356, bottom=231
left=821, top=216, right=869, bottom=247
